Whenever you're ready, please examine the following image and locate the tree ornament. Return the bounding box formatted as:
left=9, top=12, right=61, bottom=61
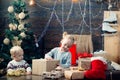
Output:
left=18, top=12, right=25, bottom=19
left=20, top=32, right=26, bottom=38
left=8, top=6, right=14, bottom=13
left=18, top=24, right=24, bottom=31
left=3, top=38, right=10, bottom=45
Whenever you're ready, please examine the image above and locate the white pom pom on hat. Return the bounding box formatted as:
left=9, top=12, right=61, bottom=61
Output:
left=91, top=56, right=107, bottom=64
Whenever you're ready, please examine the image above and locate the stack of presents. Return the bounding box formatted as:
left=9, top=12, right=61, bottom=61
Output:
left=32, top=55, right=108, bottom=80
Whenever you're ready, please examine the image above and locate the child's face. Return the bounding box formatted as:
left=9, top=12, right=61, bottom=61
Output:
left=61, top=38, right=72, bottom=52
left=13, top=52, right=23, bottom=62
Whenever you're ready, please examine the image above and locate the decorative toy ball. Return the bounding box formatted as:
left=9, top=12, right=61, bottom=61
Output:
left=7, top=68, right=26, bottom=76
left=7, top=69, right=15, bottom=76
left=14, top=70, right=21, bottom=76
left=16, top=68, right=26, bottom=76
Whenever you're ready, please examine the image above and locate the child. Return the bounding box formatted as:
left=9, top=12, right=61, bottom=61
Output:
left=7, top=46, right=32, bottom=76
left=45, top=32, right=74, bottom=68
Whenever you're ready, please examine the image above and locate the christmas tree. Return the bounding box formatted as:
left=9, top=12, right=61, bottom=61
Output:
left=0, top=0, right=38, bottom=75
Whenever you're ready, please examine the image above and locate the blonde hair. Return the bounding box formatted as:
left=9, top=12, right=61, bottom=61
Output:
left=61, top=32, right=74, bottom=45
left=62, top=31, right=68, bottom=39
left=10, top=46, right=23, bottom=58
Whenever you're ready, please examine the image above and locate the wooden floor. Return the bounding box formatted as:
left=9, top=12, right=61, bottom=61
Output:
left=0, top=75, right=66, bottom=80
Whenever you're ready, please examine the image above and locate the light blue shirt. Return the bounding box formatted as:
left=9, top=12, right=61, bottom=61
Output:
left=45, top=47, right=71, bottom=68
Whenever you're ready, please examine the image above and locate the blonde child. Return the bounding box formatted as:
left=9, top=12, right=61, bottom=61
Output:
left=7, top=46, right=31, bottom=76
left=45, top=32, right=74, bottom=68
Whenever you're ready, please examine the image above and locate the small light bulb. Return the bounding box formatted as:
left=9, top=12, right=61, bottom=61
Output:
left=29, top=0, right=35, bottom=6
left=72, top=0, right=79, bottom=3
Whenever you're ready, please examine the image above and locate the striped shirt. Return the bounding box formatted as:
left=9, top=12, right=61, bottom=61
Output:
left=7, top=60, right=31, bottom=72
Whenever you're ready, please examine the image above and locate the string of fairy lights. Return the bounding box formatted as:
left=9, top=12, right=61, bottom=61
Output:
left=28, top=0, right=108, bottom=43
left=0, top=0, right=119, bottom=43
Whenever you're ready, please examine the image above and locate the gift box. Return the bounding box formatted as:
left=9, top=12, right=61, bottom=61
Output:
left=32, top=59, right=59, bottom=75
left=93, top=51, right=107, bottom=58
left=64, top=70, right=86, bottom=80
left=78, top=58, right=91, bottom=70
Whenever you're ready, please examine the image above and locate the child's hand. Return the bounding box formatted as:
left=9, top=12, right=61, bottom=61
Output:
left=26, top=71, right=32, bottom=75
left=45, top=57, right=53, bottom=60
left=45, top=56, right=53, bottom=60
left=45, top=54, right=53, bottom=60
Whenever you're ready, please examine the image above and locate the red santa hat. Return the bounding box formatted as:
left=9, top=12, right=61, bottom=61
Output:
left=85, top=56, right=107, bottom=80
left=91, top=56, right=107, bottom=64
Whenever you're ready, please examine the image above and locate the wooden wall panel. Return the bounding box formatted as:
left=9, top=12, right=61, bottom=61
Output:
left=104, top=11, right=120, bottom=63
left=104, top=34, right=120, bottom=63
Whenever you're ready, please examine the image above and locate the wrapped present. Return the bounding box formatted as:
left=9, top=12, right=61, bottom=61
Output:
left=64, top=70, right=86, bottom=80
left=70, top=66, right=78, bottom=70
left=70, top=66, right=85, bottom=71
left=93, top=50, right=107, bottom=58
left=78, top=58, right=91, bottom=70
left=32, top=59, right=59, bottom=75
